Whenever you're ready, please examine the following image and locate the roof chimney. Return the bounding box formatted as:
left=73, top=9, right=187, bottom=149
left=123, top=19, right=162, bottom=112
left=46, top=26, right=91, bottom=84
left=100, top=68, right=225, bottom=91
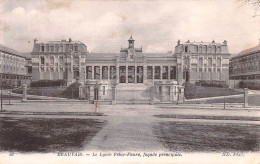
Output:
left=69, top=38, right=72, bottom=42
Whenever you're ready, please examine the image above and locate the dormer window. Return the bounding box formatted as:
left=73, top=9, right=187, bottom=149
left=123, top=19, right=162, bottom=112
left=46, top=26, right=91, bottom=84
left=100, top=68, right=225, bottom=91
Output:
left=185, top=46, right=188, bottom=52
left=41, top=46, right=44, bottom=52
left=74, top=45, right=78, bottom=52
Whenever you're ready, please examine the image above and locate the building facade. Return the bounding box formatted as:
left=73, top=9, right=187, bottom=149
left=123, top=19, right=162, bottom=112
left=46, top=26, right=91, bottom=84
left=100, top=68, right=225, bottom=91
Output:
left=31, top=36, right=230, bottom=104
left=229, top=40, right=260, bottom=80
left=0, top=44, right=31, bottom=88
left=174, top=40, right=230, bottom=84
left=31, top=38, right=88, bottom=85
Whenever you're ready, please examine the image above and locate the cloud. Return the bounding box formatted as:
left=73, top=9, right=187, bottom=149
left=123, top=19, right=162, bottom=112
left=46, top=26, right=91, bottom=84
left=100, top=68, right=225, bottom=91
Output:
left=0, top=0, right=259, bottom=54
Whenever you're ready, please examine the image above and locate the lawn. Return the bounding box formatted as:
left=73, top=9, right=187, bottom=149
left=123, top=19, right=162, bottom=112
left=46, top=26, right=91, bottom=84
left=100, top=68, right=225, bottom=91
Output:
left=0, top=117, right=106, bottom=152
left=186, top=86, right=243, bottom=99
left=203, top=95, right=260, bottom=106
left=153, top=121, right=260, bottom=152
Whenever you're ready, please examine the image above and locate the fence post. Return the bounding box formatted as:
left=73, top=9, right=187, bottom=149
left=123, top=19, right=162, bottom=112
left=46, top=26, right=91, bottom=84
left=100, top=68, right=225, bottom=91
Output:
left=150, top=86, right=155, bottom=105
left=244, top=88, right=248, bottom=108
left=22, top=84, right=27, bottom=101
left=112, top=86, right=116, bottom=105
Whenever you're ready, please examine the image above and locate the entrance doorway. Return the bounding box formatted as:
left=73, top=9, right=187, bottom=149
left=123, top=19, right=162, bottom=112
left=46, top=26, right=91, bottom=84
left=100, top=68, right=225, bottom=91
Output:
left=128, top=66, right=135, bottom=83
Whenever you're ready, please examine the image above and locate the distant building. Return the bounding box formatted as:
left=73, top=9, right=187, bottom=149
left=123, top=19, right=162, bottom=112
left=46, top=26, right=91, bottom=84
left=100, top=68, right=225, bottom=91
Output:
left=30, top=38, right=88, bottom=84
left=0, top=44, right=31, bottom=88
left=174, top=40, right=231, bottom=84
left=229, top=39, right=260, bottom=80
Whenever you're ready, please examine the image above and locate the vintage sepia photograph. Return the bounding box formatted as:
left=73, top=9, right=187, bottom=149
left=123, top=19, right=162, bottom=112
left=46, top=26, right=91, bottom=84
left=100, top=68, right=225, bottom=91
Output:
left=0, top=0, right=260, bottom=163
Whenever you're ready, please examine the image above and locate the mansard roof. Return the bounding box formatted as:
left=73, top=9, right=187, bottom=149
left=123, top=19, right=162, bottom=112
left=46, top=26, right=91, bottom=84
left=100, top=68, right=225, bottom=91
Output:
left=0, top=44, right=25, bottom=58
left=236, top=44, right=260, bottom=57
left=178, top=41, right=225, bottom=46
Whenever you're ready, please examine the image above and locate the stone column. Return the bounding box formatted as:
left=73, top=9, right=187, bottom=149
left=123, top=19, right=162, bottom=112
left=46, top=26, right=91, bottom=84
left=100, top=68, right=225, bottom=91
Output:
left=134, top=65, right=137, bottom=83
left=22, top=84, right=27, bottom=101
left=116, top=66, right=119, bottom=84
left=168, top=66, right=171, bottom=80
left=112, top=86, right=116, bottom=105
left=89, top=85, right=94, bottom=103
left=244, top=88, right=248, bottom=108
left=160, top=66, right=163, bottom=79
left=100, top=66, right=102, bottom=80
left=78, top=85, right=84, bottom=99
left=143, top=65, right=147, bottom=83
left=126, top=66, right=128, bottom=83
left=152, top=66, right=155, bottom=84
left=108, top=66, right=110, bottom=80
left=92, top=66, right=94, bottom=80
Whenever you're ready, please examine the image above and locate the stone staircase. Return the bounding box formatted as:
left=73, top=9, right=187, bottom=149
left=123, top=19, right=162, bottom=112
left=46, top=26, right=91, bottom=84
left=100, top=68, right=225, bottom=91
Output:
left=116, top=83, right=151, bottom=104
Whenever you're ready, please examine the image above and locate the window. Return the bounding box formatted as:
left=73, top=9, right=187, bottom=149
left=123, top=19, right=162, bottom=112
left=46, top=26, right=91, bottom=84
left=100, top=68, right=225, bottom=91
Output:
left=60, top=56, right=64, bottom=64
left=199, top=58, right=203, bottom=66
left=137, top=66, right=143, bottom=83
left=110, top=66, right=116, bottom=79
left=86, top=66, right=92, bottom=79
left=102, top=66, right=108, bottom=79
left=94, top=66, right=100, bottom=79
left=170, top=66, right=176, bottom=79
left=50, top=46, right=54, bottom=52
left=147, top=66, right=153, bottom=79
left=40, top=57, right=45, bottom=64
left=41, top=46, right=44, bottom=52
left=50, top=57, right=54, bottom=65
left=154, top=66, right=160, bottom=79
left=162, top=66, right=168, bottom=79
left=74, top=45, right=78, bottom=52
left=208, top=58, right=212, bottom=67
left=217, top=58, right=221, bottom=67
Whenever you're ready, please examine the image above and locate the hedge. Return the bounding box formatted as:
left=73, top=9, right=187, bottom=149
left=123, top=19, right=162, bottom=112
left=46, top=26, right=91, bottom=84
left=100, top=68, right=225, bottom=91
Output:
left=31, top=80, right=66, bottom=87
left=195, top=80, right=229, bottom=88
left=60, top=82, right=81, bottom=99
left=184, top=82, right=196, bottom=99
left=239, top=80, right=260, bottom=90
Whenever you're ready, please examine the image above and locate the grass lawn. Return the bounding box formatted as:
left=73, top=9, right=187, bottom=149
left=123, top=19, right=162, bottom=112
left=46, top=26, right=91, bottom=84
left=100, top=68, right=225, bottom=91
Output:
left=154, top=114, right=260, bottom=121
left=203, top=95, right=260, bottom=106
left=0, top=117, right=106, bottom=152
left=187, top=86, right=243, bottom=99
left=153, top=121, right=260, bottom=152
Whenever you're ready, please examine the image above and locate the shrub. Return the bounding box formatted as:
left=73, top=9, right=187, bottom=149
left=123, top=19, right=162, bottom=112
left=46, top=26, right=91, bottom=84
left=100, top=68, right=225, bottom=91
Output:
left=31, top=80, right=66, bottom=87
left=60, top=82, right=81, bottom=99
left=195, top=80, right=228, bottom=88
left=184, top=82, right=196, bottom=99
left=239, top=80, right=260, bottom=90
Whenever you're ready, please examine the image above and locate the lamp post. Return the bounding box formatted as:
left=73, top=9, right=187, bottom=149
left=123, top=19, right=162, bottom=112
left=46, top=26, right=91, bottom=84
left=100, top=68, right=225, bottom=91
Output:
left=1, top=75, right=3, bottom=111
left=94, top=83, right=99, bottom=113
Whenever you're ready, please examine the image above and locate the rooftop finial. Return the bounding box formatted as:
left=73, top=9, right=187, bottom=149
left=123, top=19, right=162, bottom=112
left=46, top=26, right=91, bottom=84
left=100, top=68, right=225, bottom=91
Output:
left=34, top=38, right=38, bottom=44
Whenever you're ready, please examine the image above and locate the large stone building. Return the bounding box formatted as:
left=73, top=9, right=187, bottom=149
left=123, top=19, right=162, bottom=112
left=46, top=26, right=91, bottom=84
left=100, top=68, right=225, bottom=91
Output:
left=31, top=38, right=88, bottom=84
left=31, top=36, right=230, bottom=104
left=229, top=39, right=260, bottom=80
left=0, top=44, right=31, bottom=88
left=174, top=40, right=230, bottom=84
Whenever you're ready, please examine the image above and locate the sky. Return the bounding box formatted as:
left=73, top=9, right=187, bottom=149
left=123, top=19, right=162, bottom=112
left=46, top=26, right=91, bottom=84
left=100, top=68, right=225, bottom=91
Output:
left=0, top=0, right=259, bottom=55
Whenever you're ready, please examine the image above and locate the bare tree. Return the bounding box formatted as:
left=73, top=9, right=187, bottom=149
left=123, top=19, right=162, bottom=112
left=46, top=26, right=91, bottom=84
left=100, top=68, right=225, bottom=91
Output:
left=238, top=0, right=260, bottom=17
